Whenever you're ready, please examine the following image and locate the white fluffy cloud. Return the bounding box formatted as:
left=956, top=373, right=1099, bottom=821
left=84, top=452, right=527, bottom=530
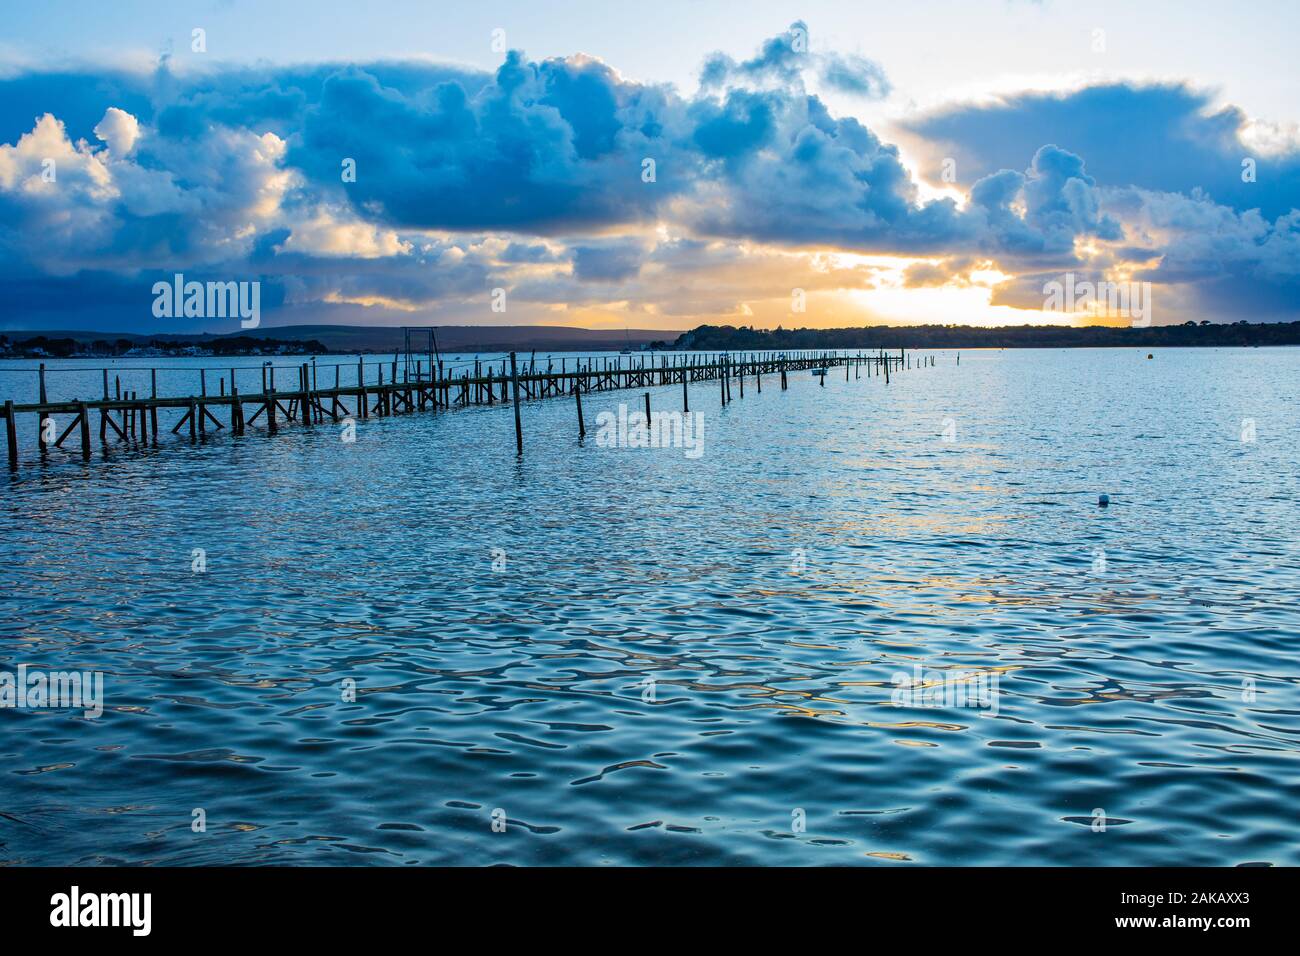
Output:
left=93, top=106, right=140, bottom=156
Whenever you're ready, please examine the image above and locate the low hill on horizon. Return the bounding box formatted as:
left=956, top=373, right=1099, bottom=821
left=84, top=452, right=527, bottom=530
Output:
left=7, top=321, right=1300, bottom=356
left=0, top=324, right=671, bottom=354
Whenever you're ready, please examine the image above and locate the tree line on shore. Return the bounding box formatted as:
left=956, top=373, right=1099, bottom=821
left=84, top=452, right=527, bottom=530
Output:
left=672, top=321, right=1300, bottom=351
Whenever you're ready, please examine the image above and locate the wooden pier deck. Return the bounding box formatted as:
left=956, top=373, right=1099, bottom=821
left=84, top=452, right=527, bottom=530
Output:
left=1, top=349, right=926, bottom=468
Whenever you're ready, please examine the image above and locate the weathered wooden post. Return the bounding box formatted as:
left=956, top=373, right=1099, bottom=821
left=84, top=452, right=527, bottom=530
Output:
left=188, top=399, right=197, bottom=442
left=301, top=364, right=313, bottom=428
left=510, top=351, right=523, bottom=455
left=357, top=359, right=368, bottom=418
left=644, top=391, right=651, bottom=423
left=149, top=370, right=158, bottom=442
left=575, top=380, right=585, bottom=438
left=267, top=368, right=278, bottom=434
left=682, top=369, right=689, bottom=412
left=78, top=401, right=90, bottom=460
left=4, top=400, right=16, bottom=469
left=37, top=363, right=47, bottom=452
left=100, top=369, right=109, bottom=441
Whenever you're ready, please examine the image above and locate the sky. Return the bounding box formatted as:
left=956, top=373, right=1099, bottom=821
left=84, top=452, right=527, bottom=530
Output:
left=1, top=0, right=1297, bottom=333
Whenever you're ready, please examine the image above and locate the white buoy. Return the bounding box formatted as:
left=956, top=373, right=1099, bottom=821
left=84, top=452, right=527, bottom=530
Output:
left=1098, top=494, right=1110, bottom=507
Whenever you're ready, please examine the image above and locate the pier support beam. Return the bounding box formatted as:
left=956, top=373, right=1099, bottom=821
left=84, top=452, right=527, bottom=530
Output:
left=78, top=402, right=90, bottom=460
left=4, top=400, right=16, bottom=469
left=510, top=351, right=523, bottom=456
left=37, top=364, right=47, bottom=452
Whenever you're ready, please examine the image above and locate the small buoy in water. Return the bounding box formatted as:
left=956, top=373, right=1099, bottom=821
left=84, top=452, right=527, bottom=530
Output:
left=1147, top=354, right=1153, bottom=360
left=1098, top=494, right=1110, bottom=507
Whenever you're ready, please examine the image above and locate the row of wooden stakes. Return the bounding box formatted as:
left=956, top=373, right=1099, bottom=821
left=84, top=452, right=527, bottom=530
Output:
left=3, top=350, right=925, bottom=468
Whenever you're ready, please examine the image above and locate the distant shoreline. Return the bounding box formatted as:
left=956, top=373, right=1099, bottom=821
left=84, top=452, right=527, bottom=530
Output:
left=672, top=321, right=1300, bottom=351
left=1, top=320, right=1298, bottom=359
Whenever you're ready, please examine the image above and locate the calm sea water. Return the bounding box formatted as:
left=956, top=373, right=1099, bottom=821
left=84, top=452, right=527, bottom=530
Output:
left=1, top=347, right=1297, bottom=866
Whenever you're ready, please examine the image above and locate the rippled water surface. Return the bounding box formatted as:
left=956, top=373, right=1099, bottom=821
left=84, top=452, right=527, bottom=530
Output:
left=2, top=347, right=1297, bottom=866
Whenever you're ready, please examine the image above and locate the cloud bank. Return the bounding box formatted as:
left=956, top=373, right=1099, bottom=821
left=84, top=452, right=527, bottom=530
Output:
left=0, top=22, right=1296, bottom=331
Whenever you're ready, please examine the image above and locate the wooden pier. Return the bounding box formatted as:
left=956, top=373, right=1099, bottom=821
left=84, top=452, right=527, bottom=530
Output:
left=1, top=349, right=924, bottom=468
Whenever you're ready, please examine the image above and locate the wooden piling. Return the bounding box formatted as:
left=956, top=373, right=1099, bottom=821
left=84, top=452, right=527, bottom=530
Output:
left=510, top=351, right=523, bottom=455
left=78, top=401, right=90, bottom=459
left=358, top=359, right=368, bottom=418
left=37, top=364, right=47, bottom=452
left=4, top=400, right=16, bottom=469
left=301, top=365, right=313, bottom=428
left=575, top=380, right=585, bottom=438
left=100, top=369, right=108, bottom=442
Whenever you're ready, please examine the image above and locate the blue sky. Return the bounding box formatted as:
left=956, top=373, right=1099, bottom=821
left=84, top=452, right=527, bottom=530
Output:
left=1, top=0, right=1297, bottom=332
